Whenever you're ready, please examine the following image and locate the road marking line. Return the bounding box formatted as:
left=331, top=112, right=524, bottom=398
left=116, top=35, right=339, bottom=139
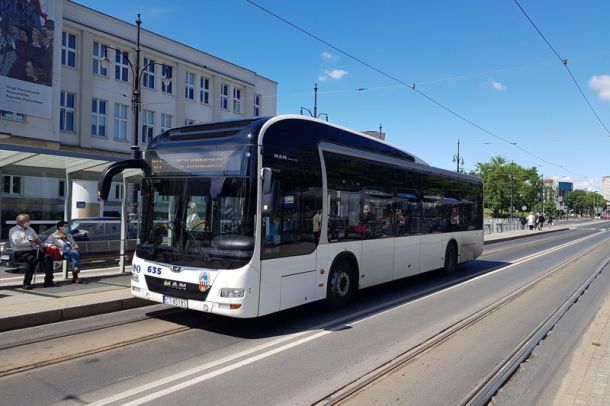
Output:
left=89, top=329, right=329, bottom=406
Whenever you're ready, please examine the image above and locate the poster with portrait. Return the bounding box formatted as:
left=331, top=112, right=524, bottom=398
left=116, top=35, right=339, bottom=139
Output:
left=0, top=0, right=55, bottom=118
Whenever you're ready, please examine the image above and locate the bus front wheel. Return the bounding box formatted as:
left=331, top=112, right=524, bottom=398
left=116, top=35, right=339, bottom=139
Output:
left=326, top=260, right=356, bottom=309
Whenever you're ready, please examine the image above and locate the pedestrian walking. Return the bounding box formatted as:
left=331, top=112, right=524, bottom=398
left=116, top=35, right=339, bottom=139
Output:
left=526, top=212, right=536, bottom=231
left=547, top=215, right=554, bottom=228
left=537, top=213, right=545, bottom=230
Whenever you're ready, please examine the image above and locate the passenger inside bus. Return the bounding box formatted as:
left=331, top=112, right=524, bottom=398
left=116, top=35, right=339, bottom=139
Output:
left=186, top=201, right=206, bottom=231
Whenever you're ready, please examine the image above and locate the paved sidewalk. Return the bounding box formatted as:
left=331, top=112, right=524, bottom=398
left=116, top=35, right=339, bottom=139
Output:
left=0, top=270, right=147, bottom=332
left=554, top=291, right=610, bottom=405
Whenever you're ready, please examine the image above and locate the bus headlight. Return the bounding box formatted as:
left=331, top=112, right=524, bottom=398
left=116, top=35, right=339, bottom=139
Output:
left=220, top=288, right=245, bottom=298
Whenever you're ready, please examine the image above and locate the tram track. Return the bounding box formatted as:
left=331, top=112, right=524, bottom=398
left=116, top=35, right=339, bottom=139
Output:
left=314, top=231, right=610, bottom=406
left=0, top=325, right=191, bottom=378
left=0, top=308, right=190, bottom=378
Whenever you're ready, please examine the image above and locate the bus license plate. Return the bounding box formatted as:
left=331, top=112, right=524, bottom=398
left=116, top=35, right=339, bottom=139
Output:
left=163, top=295, right=188, bottom=308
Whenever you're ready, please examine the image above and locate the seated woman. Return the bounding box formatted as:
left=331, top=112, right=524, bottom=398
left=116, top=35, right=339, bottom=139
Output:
left=45, top=220, right=81, bottom=283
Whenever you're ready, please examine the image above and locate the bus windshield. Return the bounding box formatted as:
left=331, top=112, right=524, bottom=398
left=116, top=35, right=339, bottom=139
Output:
left=137, top=176, right=256, bottom=269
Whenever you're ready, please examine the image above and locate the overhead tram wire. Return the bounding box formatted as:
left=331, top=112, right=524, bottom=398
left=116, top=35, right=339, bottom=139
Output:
left=246, top=0, right=587, bottom=179
left=513, top=0, right=610, bottom=137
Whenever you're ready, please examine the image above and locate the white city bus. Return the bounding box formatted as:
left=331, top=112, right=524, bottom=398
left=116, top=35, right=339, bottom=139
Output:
left=99, top=115, right=484, bottom=318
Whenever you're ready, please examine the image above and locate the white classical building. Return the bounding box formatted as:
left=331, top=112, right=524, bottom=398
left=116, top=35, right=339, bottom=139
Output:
left=0, top=1, right=277, bottom=234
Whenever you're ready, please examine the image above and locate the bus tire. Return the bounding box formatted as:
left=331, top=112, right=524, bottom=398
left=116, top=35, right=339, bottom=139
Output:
left=442, top=242, right=458, bottom=275
left=326, top=260, right=356, bottom=309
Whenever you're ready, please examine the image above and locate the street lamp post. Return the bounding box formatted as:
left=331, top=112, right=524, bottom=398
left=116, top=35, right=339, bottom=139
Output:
left=100, top=14, right=170, bottom=220
left=101, top=14, right=169, bottom=159
left=132, top=15, right=142, bottom=160
left=300, top=83, right=328, bottom=121
left=510, top=162, right=514, bottom=225
left=314, top=82, right=318, bottom=118
left=452, top=140, right=464, bottom=172
left=541, top=172, right=544, bottom=214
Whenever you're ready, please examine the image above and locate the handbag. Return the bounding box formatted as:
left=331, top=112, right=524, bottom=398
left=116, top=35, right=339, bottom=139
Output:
left=43, top=245, right=62, bottom=261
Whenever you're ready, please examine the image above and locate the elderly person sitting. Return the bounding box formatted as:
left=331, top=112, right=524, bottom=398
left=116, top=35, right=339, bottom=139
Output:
left=9, top=213, right=55, bottom=289
left=45, top=220, right=81, bottom=283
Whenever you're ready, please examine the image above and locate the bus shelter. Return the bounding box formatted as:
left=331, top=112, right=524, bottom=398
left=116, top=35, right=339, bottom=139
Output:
left=0, top=143, right=141, bottom=276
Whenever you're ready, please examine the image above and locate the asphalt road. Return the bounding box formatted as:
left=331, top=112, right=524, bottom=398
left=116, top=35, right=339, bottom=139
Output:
left=1, top=224, right=609, bottom=405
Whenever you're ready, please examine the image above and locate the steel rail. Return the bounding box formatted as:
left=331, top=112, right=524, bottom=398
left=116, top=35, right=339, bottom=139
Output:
left=460, top=254, right=610, bottom=405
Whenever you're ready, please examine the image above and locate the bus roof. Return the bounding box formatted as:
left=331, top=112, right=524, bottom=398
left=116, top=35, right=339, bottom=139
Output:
left=152, top=115, right=481, bottom=184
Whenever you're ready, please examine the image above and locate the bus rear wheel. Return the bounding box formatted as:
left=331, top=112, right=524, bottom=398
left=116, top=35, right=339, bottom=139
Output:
left=442, top=242, right=458, bottom=275
left=326, top=260, right=356, bottom=309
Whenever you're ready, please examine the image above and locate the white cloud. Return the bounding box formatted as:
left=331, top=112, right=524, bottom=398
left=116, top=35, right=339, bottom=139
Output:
left=320, top=69, right=348, bottom=81
left=590, top=75, right=610, bottom=100
left=489, top=79, right=507, bottom=91
left=322, top=52, right=333, bottom=60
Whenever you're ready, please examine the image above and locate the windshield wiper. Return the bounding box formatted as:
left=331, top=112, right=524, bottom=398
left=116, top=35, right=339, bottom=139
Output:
left=180, top=220, right=213, bottom=260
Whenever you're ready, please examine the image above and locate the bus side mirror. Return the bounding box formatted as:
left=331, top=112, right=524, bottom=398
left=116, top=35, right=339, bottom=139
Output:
left=261, top=167, right=277, bottom=216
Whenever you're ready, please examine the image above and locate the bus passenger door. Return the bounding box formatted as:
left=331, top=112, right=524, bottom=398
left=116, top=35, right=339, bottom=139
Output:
left=258, top=152, right=322, bottom=316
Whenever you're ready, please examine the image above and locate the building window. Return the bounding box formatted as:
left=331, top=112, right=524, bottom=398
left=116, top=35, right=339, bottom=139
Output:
left=0, top=110, right=26, bottom=121
left=232, top=87, right=242, bottom=114
left=115, top=49, right=129, bottom=82
left=2, top=175, right=21, bottom=195
left=92, top=41, right=108, bottom=76
left=254, top=94, right=261, bottom=116
left=185, top=72, right=195, bottom=100
left=185, top=118, right=195, bottom=126
left=58, top=180, right=65, bottom=198
left=91, top=98, right=107, bottom=137
left=161, top=113, right=172, bottom=132
left=60, top=91, right=75, bottom=132
left=142, top=110, right=154, bottom=144
left=61, top=31, right=76, bottom=68
left=161, top=65, right=172, bottom=94
left=199, top=77, right=209, bottom=104
left=114, top=103, right=128, bottom=140
left=143, top=58, right=155, bottom=89
left=220, top=83, right=229, bottom=110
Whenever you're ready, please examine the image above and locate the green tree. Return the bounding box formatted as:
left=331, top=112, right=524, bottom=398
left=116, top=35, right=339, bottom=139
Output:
left=564, top=190, right=588, bottom=215
left=471, top=157, right=543, bottom=217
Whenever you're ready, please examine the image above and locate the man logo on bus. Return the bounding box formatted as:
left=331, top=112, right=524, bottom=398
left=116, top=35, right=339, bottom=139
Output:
left=199, top=272, right=210, bottom=292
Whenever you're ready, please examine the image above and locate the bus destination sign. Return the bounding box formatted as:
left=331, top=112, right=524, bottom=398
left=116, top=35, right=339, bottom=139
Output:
left=150, top=148, right=248, bottom=176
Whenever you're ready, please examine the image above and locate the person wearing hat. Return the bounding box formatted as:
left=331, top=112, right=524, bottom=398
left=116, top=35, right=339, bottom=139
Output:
left=45, top=220, right=81, bottom=283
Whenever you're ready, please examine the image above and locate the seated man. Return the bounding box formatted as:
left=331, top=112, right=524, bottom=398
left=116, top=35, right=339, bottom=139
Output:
left=186, top=202, right=206, bottom=231
left=9, top=214, right=55, bottom=289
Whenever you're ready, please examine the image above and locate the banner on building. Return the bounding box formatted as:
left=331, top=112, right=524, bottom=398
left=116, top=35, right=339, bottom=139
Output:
left=0, top=0, right=55, bottom=118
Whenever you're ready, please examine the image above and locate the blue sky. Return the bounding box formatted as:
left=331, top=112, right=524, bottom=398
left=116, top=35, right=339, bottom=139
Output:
left=75, top=0, right=610, bottom=191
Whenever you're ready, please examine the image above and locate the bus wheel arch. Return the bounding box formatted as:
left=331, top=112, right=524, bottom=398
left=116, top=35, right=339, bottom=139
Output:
left=442, top=239, right=458, bottom=275
left=326, top=252, right=358, bottom=308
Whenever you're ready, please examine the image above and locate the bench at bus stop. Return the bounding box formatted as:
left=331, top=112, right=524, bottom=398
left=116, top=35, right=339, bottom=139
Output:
left=2, top=239, right=137, bottom=273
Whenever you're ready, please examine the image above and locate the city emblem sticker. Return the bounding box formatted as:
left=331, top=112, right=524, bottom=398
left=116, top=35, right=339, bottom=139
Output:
left=199, top=272, right=210, bottom=292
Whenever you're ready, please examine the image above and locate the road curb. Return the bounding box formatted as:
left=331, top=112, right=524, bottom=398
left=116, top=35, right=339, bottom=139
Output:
left=484, top=228, right=566, bottom=245
left=0, top=297, right=151, bottom=333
